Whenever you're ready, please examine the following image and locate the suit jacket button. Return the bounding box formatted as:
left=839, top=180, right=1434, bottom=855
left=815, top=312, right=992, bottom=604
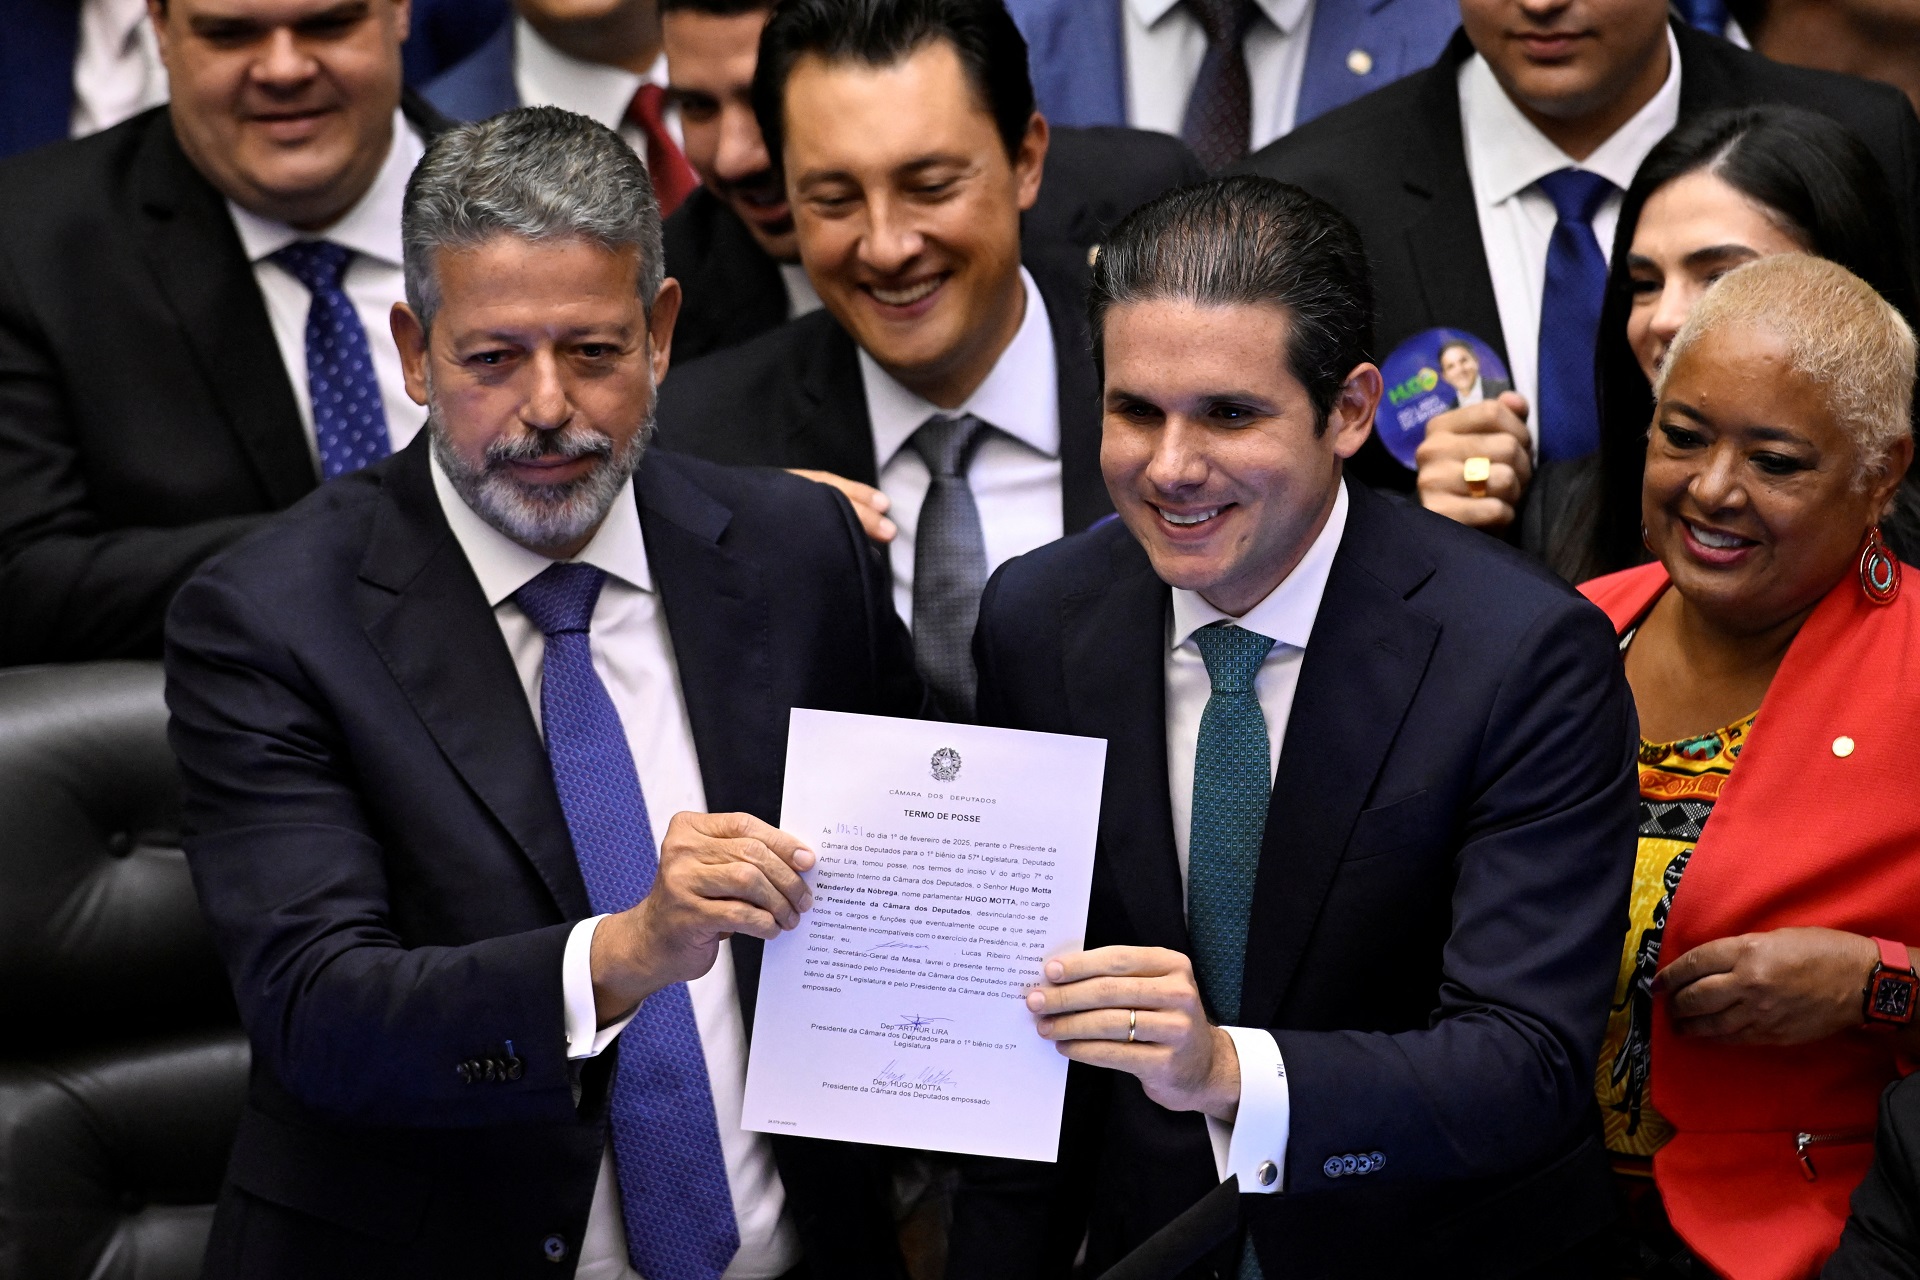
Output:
left=1255, top=1160, right=1278, bottom=1187
left=455, top=1062, right=472, bottom=1084
left=1355, top=1153, right=1374, bottom=1174
left=507, top=1056, right=525, bottom=1081
left=543, top=1234, right=567, bottom=1263
left=1322, top=1156, right=1344, bottom=1178
left=1341, top=1154, right=1360, bottom=1175
left=1370, top=1150, right=1386, bottom=1172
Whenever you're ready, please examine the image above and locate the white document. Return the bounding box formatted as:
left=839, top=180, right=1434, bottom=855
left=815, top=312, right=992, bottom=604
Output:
left=740, top=709, right=1106, bottom=1162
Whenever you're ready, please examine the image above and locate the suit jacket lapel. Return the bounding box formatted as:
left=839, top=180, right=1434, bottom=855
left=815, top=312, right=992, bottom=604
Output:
left=787, top=318, right=882, bottom=485
left=356, top=438, right=590, bottom=919
left=1067, top=536, right=1189, bottom=951
left=1026, top=245, right=1114, bottom=535
left=633, top=452, right=784, bottom=1030
left=1238, top=483, right=1440, bottom=1025
left=1394, top=39, right=1507, bottom=357
left=129, top=113, right=316, bottom=510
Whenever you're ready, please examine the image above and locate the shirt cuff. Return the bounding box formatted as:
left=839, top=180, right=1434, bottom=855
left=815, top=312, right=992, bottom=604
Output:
left=1205, top=1026, right=1291, bottom=1194
left=563, top=914, right=637, bottom=1059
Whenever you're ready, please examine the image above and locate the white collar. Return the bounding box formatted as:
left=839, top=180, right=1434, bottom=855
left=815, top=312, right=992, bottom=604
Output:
left=513, top=15, right=667, bottom=132
left=227, top=107, right=420, bottom=266
left=1459, top=24, right=1682, bottom=206
left=429, top=448, right=654, bottom=605
left=861, top=266, right=1060, bottom=466
left=1169, top=479, right=1348, bottom=652
left=1128, top=0, right=1312, bottom=36
left=99, top=0, right=153, bottom=49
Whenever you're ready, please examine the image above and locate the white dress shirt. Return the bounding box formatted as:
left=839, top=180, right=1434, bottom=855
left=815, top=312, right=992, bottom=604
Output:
left=1455, top=377, right=1486, bottom=408
left=514, top=18, right=682, bottom=160
left=227, top=111, right=429, bottom=471
left=428, top=456, right=801, bottom=1280
left=1457, top=28, right=1680, bottom=452
left=70, top=0, right=168, bottom=138
left=1166, top=480, right=1349, bottom=1194
left=860, top=267, right=1064, bottom=626
left=1122, top=0, right=1317, bottom=152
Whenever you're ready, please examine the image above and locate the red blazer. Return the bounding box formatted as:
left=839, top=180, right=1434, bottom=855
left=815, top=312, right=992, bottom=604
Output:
left=1583, top=563, right=1920, bottom=1280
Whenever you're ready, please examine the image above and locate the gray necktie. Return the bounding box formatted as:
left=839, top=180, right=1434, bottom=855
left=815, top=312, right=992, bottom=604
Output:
left=908, top=413, right=991, bottom=720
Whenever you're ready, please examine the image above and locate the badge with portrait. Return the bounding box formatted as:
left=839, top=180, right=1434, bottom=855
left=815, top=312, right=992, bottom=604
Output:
left=1375, top=329, right=1512, bottom=469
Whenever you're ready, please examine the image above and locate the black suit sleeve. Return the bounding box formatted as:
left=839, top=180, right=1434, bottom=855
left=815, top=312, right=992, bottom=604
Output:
left=1271, top=594, right=1638, bottom=1189
left=0, top=248, right=265, bottom=662
left=164, top=567, right=581, bottom=1129
left=1826, top=1077, right=1920, bottom=1280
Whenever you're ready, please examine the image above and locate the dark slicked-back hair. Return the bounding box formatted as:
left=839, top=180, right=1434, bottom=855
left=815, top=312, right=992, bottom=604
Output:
left=751, top=0, right=1034, bottom=165
left=1088, top=176, right=1375, bottom=433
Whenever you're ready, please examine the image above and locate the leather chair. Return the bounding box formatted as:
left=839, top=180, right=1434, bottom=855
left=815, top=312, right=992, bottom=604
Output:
left=0, top=663, right=247, bottom=1279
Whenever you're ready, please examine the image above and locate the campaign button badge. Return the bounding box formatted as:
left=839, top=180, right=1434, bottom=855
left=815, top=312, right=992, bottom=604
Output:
left=1375, top=329, right=1512, bottom=469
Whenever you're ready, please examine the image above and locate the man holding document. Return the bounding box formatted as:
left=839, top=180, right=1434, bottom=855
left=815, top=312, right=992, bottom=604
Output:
left=949, top=178, right=1640, bottom=1278
left=165, top=107, right=924, bottom=1278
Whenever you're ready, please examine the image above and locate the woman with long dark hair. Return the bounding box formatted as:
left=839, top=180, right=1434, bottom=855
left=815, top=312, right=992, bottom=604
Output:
left=1577, top=105, right=1920, bottom=581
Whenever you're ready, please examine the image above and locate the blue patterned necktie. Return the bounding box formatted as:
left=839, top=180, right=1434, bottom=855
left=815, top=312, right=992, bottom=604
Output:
left=1187, top=623, right=1276, bottom=1280
left=908, top=413, right=992, bottom=720
left=270, top=240, right=391, bottom=479
left=513, top=563, right=740, bottom=1280
left=1535, top=169, right=1617, bottom=463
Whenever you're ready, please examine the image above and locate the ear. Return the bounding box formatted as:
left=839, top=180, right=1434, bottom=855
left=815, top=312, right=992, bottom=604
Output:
left=1012, top=112, right=1049, bottom=214
left=1870, top=431, right=1915, bottom=520
left=391, top=303, right=429, bottom=407
left=1327, top=362, right=1382, bottom=460
left=648, top=277, right=684, bottom=385
left=392, top=0, right=413, bottom=44
left=146, top=0, right=172, bottom=61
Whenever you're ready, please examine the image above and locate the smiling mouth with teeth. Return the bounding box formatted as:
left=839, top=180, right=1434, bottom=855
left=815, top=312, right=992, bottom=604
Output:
left=1160, top=507, right=1222, bottom=526
left=868, top=277, right=945, bottom=306
left=1687, top=520, right=1754, bottom=549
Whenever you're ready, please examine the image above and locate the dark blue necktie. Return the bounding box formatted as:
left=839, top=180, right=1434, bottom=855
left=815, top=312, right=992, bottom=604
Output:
left=513, top=563, right=740, bottom=1280
left=1187, top=624, right=1276, bottom=1280
left=270, top=240, right=391, bottom=479
left=1535, top=169, right=1616, bottom=463
left=1681, top=0, right=1726, bottom=32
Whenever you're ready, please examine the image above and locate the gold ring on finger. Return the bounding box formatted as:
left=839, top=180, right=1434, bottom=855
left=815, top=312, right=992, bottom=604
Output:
left=1463, top=455, right=1491, bottom=500
left=1127, top=1009, right=1137, bottom=1043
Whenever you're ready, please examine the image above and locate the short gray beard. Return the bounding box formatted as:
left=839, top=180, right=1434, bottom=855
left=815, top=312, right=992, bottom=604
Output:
left=429, top=402, right=650, bottom=556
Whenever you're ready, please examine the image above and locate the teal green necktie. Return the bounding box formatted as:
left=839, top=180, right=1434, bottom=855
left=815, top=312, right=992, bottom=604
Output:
left=1188, top=622, right=1277, bottom=1280
left=1188, top=622, right=1276, bottom=1025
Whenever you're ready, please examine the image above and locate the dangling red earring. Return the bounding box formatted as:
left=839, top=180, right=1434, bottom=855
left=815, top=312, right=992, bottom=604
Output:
left=1860, top=527, right=1902, bottom=605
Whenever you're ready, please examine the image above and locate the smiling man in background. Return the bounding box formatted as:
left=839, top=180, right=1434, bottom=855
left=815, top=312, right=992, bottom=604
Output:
left=656, top=0, right=1123, bottom=722
left=0, top=0, right=449, bottom=664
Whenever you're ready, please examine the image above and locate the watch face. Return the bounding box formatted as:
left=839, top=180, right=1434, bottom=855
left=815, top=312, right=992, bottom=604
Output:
left=1872, top=974, right=1916, bottom=1021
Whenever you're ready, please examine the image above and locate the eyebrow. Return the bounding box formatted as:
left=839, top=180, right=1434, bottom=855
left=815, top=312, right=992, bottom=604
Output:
left=1663, top=400, right=1806, bottom=443
left=189, top=1, right=370, bottom=35
left=793, top=153, right=973, bottom=189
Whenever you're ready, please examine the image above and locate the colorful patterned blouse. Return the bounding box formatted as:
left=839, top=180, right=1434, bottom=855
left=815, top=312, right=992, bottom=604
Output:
left=1598, top=711, right=1757, bottom=1170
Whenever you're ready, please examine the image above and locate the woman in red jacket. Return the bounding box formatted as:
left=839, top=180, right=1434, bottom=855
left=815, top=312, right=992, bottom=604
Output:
left=1582, top=254, right=1920, bottom=1280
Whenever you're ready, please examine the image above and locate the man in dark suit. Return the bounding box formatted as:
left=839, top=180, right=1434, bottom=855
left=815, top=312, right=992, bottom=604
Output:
left=0, top=0, right=451, bottom=665
left=1826, top=1075, right=1920, bottom=1279
left=658, top=0, right=1120, bottom=720
left=658, top=0, right=1204, bottom=363
left=947, top=177, right=1637, bottom=1278
left=1236, top=0, right=1920, bottom=559
left=1004, top=0, right=1459, bottom=165
left=0, top=0, right=504, bottom=161
left=424, top=0, right=704, bottom=218
left=167, top=106, right=923, bottom=1278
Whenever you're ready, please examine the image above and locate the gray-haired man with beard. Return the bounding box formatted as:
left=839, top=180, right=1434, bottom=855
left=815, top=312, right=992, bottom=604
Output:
left=165, top=105, right=925, bottom=1278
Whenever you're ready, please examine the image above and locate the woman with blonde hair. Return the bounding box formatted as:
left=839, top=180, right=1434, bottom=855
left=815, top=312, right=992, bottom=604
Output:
left=1582, top=254, right=1920, bottom=1279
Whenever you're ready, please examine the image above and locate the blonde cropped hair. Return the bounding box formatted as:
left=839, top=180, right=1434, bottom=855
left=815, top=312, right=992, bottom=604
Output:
left=1656, top=253, right=1917, bottom=487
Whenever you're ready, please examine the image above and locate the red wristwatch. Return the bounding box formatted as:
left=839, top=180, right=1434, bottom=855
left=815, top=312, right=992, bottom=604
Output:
left=1863, top=938, right=1918, bottom=1027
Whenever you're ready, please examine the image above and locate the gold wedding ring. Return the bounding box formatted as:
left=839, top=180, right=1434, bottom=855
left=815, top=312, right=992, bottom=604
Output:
left=1463, top=455, right=1492, bottom=499
left=1127, top=1009, right=1137, bottom=1043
